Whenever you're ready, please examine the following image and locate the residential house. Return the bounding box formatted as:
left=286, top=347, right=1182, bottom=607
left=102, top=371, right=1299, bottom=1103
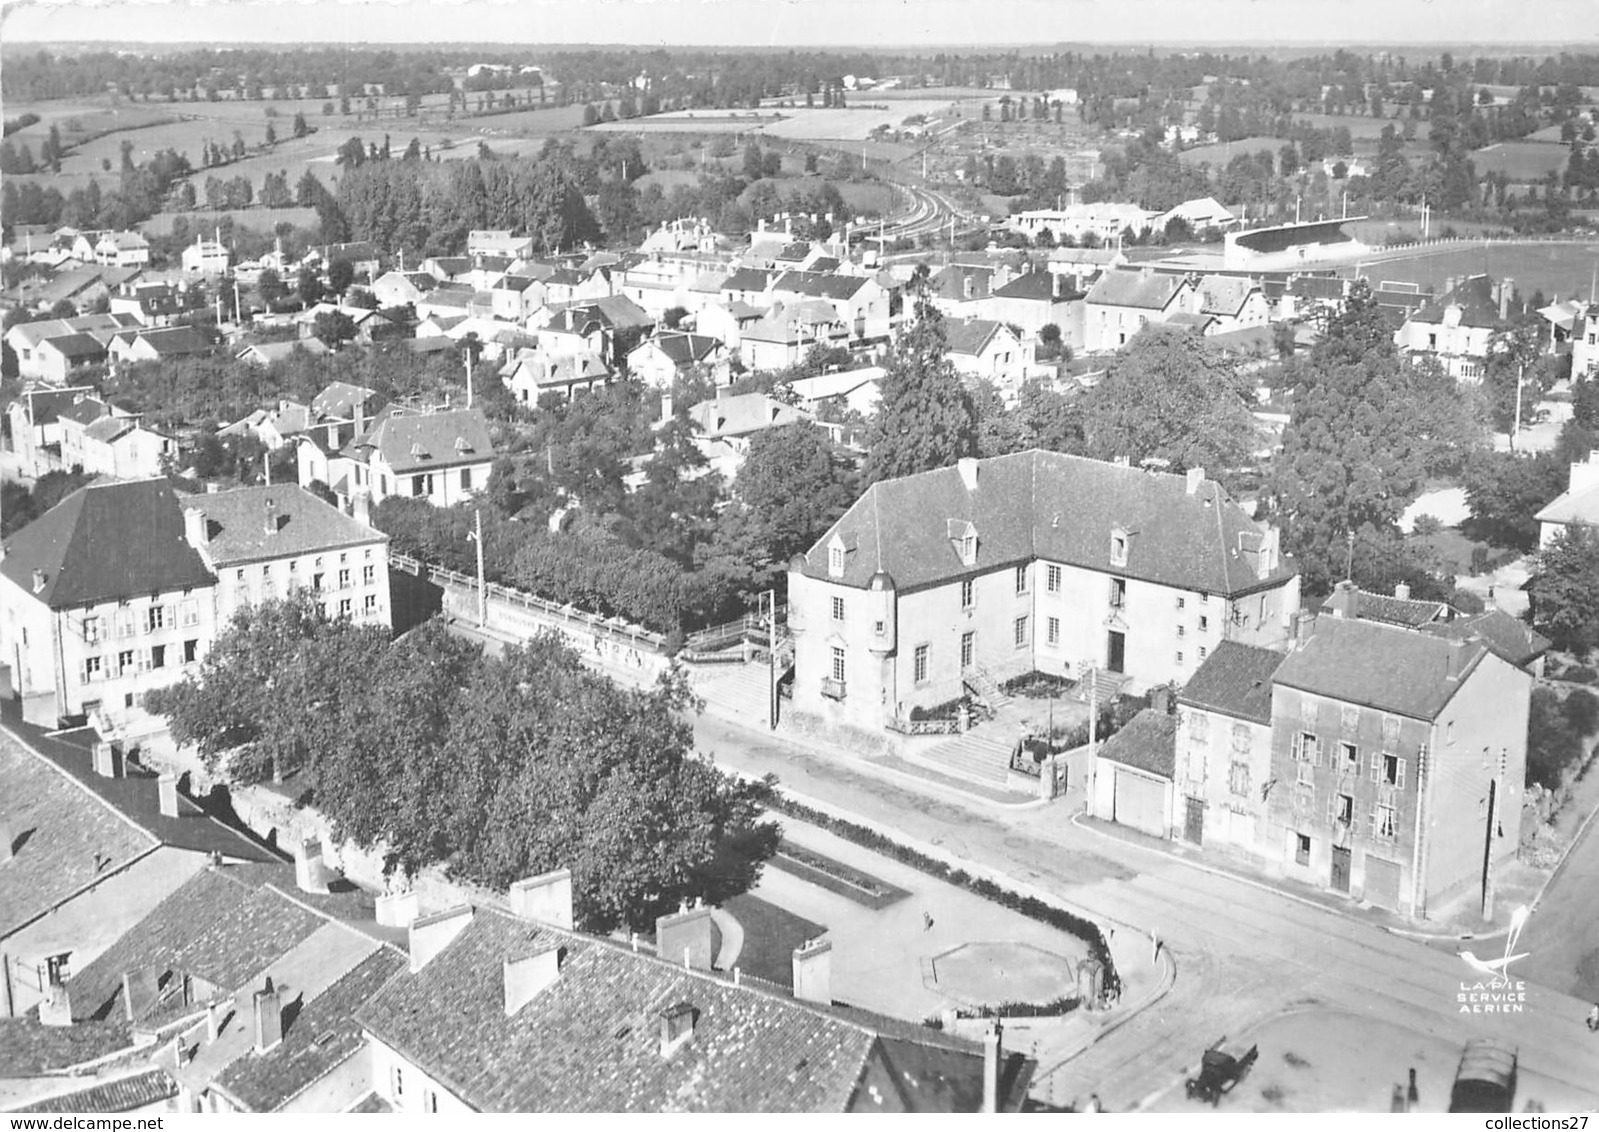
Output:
left=109, top=282, right=185, bottom=328
left=234, top=339, right=330, bottom=368
left=1007, top=203, right=1156, bottom=246
left=420, top=256, right=472, bottom=284
left=370, top=271, right=439, bottom=309
left=323, top=405, right=496, bottom=513
left=740, top=301, right=852, bottom=372
left=93, top=232, right=151, bottom=269
left=693, top=300, right=766, bottom=351
left=1171, top=641, right=1285, bottom=855
left=689, top=389, right=815, bottom=441
left=1318, top=580, right=1549, bottom=677
left=107, top=325, right=212, bottom=366
left=352, top=899, right=1031, bottom=1113
left=788, top=452, right=1301, bottom=734
left=467, top=230, right=535, bottom=259
left=1046, top=246, right=1127, bottom=292
left=979, top=270, right=1084, bottom=347
left=1196, top=275, right=1270, bottom=334
left=77, top=416, right=176, bottom=481
left=500, top=348, right=612, bottom=406
left=1083, top=269, right=1202, bottom=353
left=1265, top=614, right=1529, bottom=918
left=310, top=242, right=382, bottom=280
left=540, top=266, right=613, bottom=307
left=625, top=331, right=730, bottom=388
left=785, top=366, right=886, bottom=419
left=1537, top=448, right=1599, bottom=546
left=925, top=264, right=1004, bottom=320
left=720, top=267, right=777, bottom=307
left=219, top=398, right=314, bottom=450
left=1571, top=304, right=1599, bottom=378
left=182, top=484, right=392, bottom=629
left=487, top=275, right=540, bottom=322
left=70, top=231, right=108, bottom=263
left=1154, top=197, right=1235, bottom=236
left=1393, top=274, right=1508, bottom=382
left=0, top=478, right=219, bottom=726
left=6, top=314, right=140, bottom=381
left=34, top=333, right=110, bottom=385
left=638, top=216, right=725, bottom=255
left=768, top=271, right=891, bottom=341
left=944, top=318, right=1030, bottom=397
left=413, top=283, right=478, bottom=323
left=7, top=385, right=99, bottom=477
left=180, top=236, right=230, bottom=276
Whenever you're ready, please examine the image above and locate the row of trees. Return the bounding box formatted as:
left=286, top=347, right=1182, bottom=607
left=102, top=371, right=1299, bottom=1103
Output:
left=147, top=596, right=778, bottom=932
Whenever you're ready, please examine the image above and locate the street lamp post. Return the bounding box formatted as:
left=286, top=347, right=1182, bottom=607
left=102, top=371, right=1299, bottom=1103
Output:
left=469, top=508, right=487, bottom=627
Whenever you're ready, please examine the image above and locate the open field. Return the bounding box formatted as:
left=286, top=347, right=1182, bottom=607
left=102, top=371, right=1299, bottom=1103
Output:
left=140, top=207, right=318, bottom=236
left=1178, top=136, right=1290, bottom=166
left=1470, top=140, right=1573, bottom=182
left=1282, top=112, right=1398, bottom=139
left=1348, top=240, right=1599, bottom=299
left=591, top=100, right=961, bottom=143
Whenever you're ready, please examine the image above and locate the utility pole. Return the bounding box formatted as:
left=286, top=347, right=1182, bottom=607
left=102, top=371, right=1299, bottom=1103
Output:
left=471, top=508, right=487, bottom=626
left=1345, top=530, right=1356, bottom=582
left=263, top=451, right=271, bottom=486
left=766, top=588, right=778, bottom=730
left=1085, top=662, right=1098, bottom=814
left=1511, top=364, right=1524, bottom=451
left=464, top=349, right=474, bottom=409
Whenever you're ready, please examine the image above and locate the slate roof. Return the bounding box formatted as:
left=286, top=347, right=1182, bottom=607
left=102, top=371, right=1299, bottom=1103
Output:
left=212, top=947, right=405, bottom=1112
left=1098, top=708, right=1177, bottom=777
left=1177, top=641, right=1284, bottom=725
left=83, top=415, right=139, bottom=444
left=133, top=325, right=211, bottom=357
left=563, top=294, right=653, bottom=331
left=1198, top=276, right=1260, bottom=317
left=1409, top=273, right=1501, bottom=329
left=1423, top=608, right=1550, bottom=669
left=66, top=868, right=326, bottom=1023
left=1085, top=269, right=1189, bottom=311
left=0, top=736, right=157, bottom=938
left=721, top=267, right=774, bottom=294
left=355, top=908, right=1008, bottom=1113
left=0, top=1017, right=136, bottom=1076
left=943, top=318, right=1005, bottom=356
left=57, top=396, right=113, bottom=427
left=7, top=314, right=136, bottom=351
left=690, top=393, right=812, bottom=438
left=1291, top=274, right=1346, bottom=301
left=347, top=406, right=494, bottom=473
left=1535, top=480, right=1599, bottom=528
left=637, top=332, right=723, bottom=367
left=990, top=271, right=1078, bottom=303
left=15, top=385, right=98, bottom=427
left=41, top=332, right=110, bottom=360
left=0, top=478, right=217, bottom=610
left=14, top=1069, right=178, bottom=1113
left=772, top=271, right=868, bottom=301
left=798, top=450, right=1296, bottom=597
left=1272, top=616, right=1493, bottom=721
left=184, top=484, right=386, bottom=567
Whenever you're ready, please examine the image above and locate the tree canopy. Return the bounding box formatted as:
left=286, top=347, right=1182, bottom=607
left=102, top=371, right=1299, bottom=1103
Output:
left=146, top=596, right=779, bottom=930
left=864, top=302, right=977, bottom=483
left=1530, top=527, right=1599, bottom=654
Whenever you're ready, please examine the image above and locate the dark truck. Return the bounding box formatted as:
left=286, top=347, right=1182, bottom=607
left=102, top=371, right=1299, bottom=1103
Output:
left=1185, top=1038, right=1259, bottom=1106
left=1448, top=1039, right=1518, bottom=1113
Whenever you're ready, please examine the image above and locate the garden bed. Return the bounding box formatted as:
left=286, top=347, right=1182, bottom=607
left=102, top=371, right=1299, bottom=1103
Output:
left=767, top=839, right=910, bottom=910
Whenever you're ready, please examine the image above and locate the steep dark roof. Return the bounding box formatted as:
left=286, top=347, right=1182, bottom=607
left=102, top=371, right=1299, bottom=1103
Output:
left=1409, top=273, right=1501, bottom=329
left=1318, top=585, right=1448, bottom=628
left=927, top=265, right=994, bottom=302
left=640, top=331, right=722, bottom=367
left=1423, top=608, right=1551, bottom=669
left=17, top=385, right=98, bottom=426
left=0, top=478, right=217, bottom=609
left=348, top=406, right=494, bottom=473
left=42, top=332, right=109, bottom=360
left=1177, top=641, right=1284, bottom=725
left=990, top=270, right=1079, bottom=303
left=1098, top=708, right=1177, bottom=777
left=1086, top=269, right=1188, bottom=310
left=214, top=947, right=407, bottom=1112
left=721, top=267, right=774, bottom=294
left=184, top=484, right=386, bottom=566
left=773, top=270, right=869, bottom=301
left=134, top=325, right=210, bottom=357
left=943, top=318, right=1007, bottom=356
left=798, top=450, right=1295, bottom=598
left=1273, top=616, right=1496, bottom=721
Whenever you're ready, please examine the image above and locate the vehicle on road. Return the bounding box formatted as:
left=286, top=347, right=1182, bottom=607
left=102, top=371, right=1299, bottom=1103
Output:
left=1185, top=1038, right=1259, bottom=1106
left=1448, top=1039, right=1517, bottom=1113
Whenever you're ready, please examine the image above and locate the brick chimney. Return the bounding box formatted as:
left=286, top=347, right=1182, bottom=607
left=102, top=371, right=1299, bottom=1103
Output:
left=264, top=496, right=279, bottom=535
left=409, top=905, right=473, bottom=972
left=791, top=937, right=832, bottom=1005
left=31, top=569, right=45, bottom=594
left=293, top=836, right=329, bottom=895
left=658, top=1001, right=696, bottom=1057
left=1394, top=582, right=1412, bottom=601
left=375, top=889, right=421, bottom=929
left=252, top=979, right=283, bottom=1052
left=122, top=969, right=159, bottom=1021
left=981, top=1022, right=1003, bottom=1113
left=508, top=867, right=574, bottom=930
left=503, top=940, right=562, bottom=1016
left=1185, top=467, right=1205, bottom=495
left=1445, top=637, right=1469, bottom=681
left=92, top=739, right=124, bottom=778
left=38, top=980, right=72, bottom=1027
left=957, top=456, right=979, bottom=492
left=1327, top=579, right=1360, bottom=620
left=157, top=772, right=180, bottom=818
left=655, top=902, right=714, bottom=971
left=183, top=507, right=208, bottom=551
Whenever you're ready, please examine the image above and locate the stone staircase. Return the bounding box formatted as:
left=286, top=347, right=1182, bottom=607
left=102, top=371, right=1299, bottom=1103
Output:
left=1074, top=668, right=1130, bottom=705
left=911, top=724, right=1023, bottom=787
left=692, top=662, right=776, bottom=727
left=962, top=664, right=1012, bottom=714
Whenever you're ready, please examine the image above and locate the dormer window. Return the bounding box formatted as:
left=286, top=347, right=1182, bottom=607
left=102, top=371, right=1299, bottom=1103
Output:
left=1110, top=528, right=1130, bottom=567
left=826, top=532, right=855, bottom=579
left=947, top=519, right=978, bottom=566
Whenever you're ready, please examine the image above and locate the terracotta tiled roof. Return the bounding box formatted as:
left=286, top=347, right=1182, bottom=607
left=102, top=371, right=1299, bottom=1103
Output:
left=1177, top=641, right=1284, bottom=725
left=1423, top=608, right=1550, bottom=669
left=14, top=1069, right=178, bottom=1113
left=0, top=478, right=217, bottom=610
left=1098, top=708, right=1177, bottom=777
left=797, top=450, right=1295, bottom=597
left=1318, top=585, right=1447, bottom=628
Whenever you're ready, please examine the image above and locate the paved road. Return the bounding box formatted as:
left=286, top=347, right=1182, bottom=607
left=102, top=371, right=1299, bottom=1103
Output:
left=694, top=712, right=1599, bottom=1112
left=1519, top=803, right=1599, bottom=1003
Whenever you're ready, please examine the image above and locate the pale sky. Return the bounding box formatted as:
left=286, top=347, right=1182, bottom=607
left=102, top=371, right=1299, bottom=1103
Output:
left=1, top=0, right=1595, bottom=48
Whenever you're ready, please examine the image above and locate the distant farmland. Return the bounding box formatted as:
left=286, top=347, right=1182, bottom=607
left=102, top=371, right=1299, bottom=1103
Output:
left=1469, top=141, right=1572, bottom=183
left=590, top=100, right=960, bottom=143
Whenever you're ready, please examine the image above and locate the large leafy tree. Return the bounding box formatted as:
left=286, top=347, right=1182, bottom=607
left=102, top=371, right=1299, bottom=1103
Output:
left=1530, top=527, right=1599, bottom=654
left=1461, top=450, right=1568, bottom=552
left=1272, top=281, right=1485, bottom=594
left=1077, top=327, right=1259, bottom=474
left=864, top=302, right=977, bottom=482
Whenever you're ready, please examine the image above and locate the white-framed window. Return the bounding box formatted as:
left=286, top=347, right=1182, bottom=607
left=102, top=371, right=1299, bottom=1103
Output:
left=1198, top=614, right=1209, bottom=633
left=363, top=564, right=376, bottom=586
left=183, top=639, right=199, bottom=663
left=1015, top=564, right=1028, bottom=594
left=1110, top=577, right=1126, bottom=609
left=1046, top=616, right=1060, bottom=646
left=829, top=545, right=845, bottom=575
left=1046, top=564, right=1061, bottom=593
left=82, top=655, right=102, bottom=682
left=1176, top=595, right=1185, bottom=610
left=461, top=467, right=473, bottom=491
left=914, top=644, right=929, bottom=683
left=1013, top=615, right=1028, bottom=648
left=961, top=579, right=975, bottom=608
left=180, top=599, right=199, bottom=627
left=1176, top=650, right=1184, bottom=665
left=116, top=608, right=136, bottom=638
left=338, top=568, right=351, bottom=589
left=960, top=534, right=976, bottom=562
left=961, top=631, right=974, bottom=669
left=1373, top=803, right=1399, bottom=839
left=1292, top=731, right=1320, bottom=766
left=1110, top=533, right=1128, bottom=566
left=830, top=646, right=846, bottom=683
left=364, top=594, right=378, bottom=614
left=146, top=605, right=166, bottom=633
left=150, top=644, right=166, bottom=669
left=118, top=649, right=134, bottom=676
left=1177, top=624, right=1185, bottom=638
left=1340, top=741, right=1358, bottom=771
left=338, top=598, right=352, bottom=618
left=831, top=595, right=845, bottom=621
left=1198, top=646, right=1207, bottom=660
left=82, top=616, right=100, bottom=644
left=1228, top=759, right=1249, bottom=797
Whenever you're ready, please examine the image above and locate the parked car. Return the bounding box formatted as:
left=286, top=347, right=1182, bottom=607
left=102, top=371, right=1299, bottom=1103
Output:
left=1448, top=1038, right=1517, bottom=1113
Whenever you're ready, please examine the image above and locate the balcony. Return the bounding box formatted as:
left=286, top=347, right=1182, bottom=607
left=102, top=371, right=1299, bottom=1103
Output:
left=820, top=678, right=847, bottom=701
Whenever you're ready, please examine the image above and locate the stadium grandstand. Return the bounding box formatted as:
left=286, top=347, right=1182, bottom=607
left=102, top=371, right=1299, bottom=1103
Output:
left=1223, top=217, right=1369, bottom=271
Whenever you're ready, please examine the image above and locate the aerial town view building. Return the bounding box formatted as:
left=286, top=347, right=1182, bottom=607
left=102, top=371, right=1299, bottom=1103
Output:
left=5, top=0, right=1599, bottom=1116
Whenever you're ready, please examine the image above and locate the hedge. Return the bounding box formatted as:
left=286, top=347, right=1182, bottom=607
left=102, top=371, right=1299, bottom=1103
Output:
left=766, top=793, right=1121, bottom=1000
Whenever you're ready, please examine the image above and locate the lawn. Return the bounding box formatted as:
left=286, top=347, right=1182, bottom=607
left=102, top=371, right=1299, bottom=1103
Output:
left=1178, top=136, right=1289, bottom=167
left=1470, top=141, right=1573, bottom=183
left=720, top=892, right=826, bottom=987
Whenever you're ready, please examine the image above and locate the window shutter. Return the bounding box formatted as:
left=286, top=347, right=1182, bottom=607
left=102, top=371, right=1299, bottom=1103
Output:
left=1396, top=758, right=1406, bottom=790
left=1291, top=732, right=1304, bottom=762
left=1369, top=751, right=1381, bottom=783
left=1310, top=735, right=1322, bottom=768
left=1368, top=807, right=1379, bottom=838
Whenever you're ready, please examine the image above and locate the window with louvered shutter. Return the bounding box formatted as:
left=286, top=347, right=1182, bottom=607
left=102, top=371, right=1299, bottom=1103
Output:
left=1342, top=705, right=1359, bottom=734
